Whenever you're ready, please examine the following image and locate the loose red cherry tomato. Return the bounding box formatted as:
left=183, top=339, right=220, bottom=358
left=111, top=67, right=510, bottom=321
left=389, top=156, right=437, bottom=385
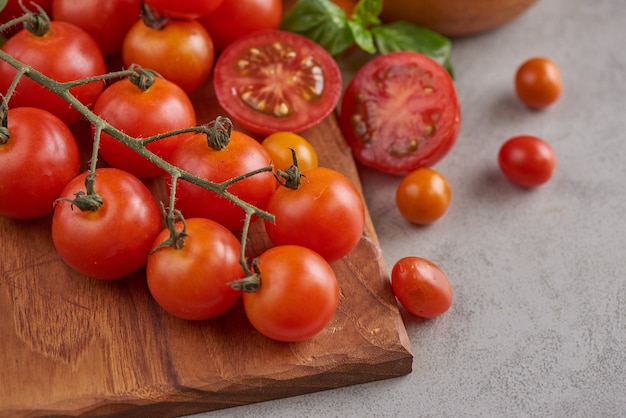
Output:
left=391, top=256, right=453, bottom=319
left=261, top=131, right=318, bottom=172
left=168, top=129, right=275, bottom=232
left=498, top=135, right=557, bottom=187
left=339, top=51, right=461, bottom=176
left=198, top=0, right=282, bottom=51
left=143, top=0, right=224, bottom=19
left=0, top=107, right=80, bottom=219
left=52, top=168, right=163, bottom=280
left=264, top=167, right=365, bottom=263
left=515, top=57, right=562, bottom=109
left=0, top=20, right=106, bottom=126
left=147, top=218, right=244, bottom=321
left=52, top=0, right=140, bottom=57
left=213, top=29, right=342, bottom=135
left=93, top=75, right=197, bottom=178
left=243, top=245, right=339, bottom=342
left=395, top=168, right=451, bottom=225
left=122, top=18, right=214, bottom=93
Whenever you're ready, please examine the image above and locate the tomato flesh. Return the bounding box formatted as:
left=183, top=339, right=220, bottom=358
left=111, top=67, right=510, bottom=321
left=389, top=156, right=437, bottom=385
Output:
left=340, top=51, right=461, bottom=175
left=213, top=29, right=342, bottom=135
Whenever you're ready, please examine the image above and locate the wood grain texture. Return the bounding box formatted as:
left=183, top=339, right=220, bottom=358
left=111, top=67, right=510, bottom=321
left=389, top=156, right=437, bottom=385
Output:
left=0, top=73, right=412, bottom=417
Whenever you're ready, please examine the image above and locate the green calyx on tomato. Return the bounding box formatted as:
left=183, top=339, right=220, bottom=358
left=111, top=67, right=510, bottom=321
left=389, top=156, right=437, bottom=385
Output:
left=281, top=0, right=454, bottom=77
left=55, top=172, right=103, bottom=212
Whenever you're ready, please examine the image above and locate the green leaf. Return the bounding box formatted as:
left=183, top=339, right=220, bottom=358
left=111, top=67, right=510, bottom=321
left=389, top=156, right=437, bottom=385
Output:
left=371, top=21, right=455, bottom=78
left=347, top=20, right=376, bottom=54
left=280, top=0, right=355, bottom=56
left=352, top=0, right=382, bottom=28
left=0, top=0, right=7, bottom=13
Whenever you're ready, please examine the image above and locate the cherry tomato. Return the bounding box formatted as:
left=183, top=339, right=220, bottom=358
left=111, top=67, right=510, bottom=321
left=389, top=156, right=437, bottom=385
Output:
left=0, top=107, right=80, bottom=219
left=143, top=0, right=224, bottom=19
left=264, top=167, right=365, bottom=263
left=122, top=18, right=214, bottom=93
left=93, top=76, right=197, bottom=178
left=213, top=29, right=342, bottom=135
left=261, top=131, right=318, bottom=172
left=395, top=168, right=451, bottom=225
left=168, top=129, right=275, bottom=232
left=52, top=0, right=140, bottom=57
left=52, top=168, right=163, bottom=280
left=198, top=0, right=282, bottom=51
left=340, top=51, right=461, bottom=176
left=0, top=0, right=53, bottom=38
left=0, top=21, right=106, bottom=126
left=243, top=245, right=339, bottom=342
left=498, top=135, right=557, bottom=187
left=147, top=218, right=244, bottom=321
left=515, top=57, right=562, bottom=109
left=391, top=256, right=453, bottom=319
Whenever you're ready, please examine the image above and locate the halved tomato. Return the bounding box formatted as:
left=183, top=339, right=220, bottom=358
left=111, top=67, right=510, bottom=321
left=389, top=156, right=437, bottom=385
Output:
left=339, top=51, right=461, bottom=176
left=213, top=29, right=342, bottom=136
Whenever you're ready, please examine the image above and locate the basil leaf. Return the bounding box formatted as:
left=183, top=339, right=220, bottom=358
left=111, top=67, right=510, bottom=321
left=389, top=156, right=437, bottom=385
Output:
left=347, top=20, right=376, bottom=54
left=280, top=0, right=355, bottom=56
left=352, top=0, right=382, bottom=28
left=371, top=21, right=454, bottom=77
left=0, top=0, right=7, bottom=13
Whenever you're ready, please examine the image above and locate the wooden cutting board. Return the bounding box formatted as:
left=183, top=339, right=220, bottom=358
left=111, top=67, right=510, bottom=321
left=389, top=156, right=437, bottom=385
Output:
left=0, top=69, right=412, bottom=417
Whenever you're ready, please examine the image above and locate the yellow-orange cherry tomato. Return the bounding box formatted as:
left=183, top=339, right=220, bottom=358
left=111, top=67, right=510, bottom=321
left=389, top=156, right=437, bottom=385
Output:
left=395, top=168, right=451, bottom=225
left=261, top=131, right=319, bottom=172
left=515, top=57, right=562, bottom=109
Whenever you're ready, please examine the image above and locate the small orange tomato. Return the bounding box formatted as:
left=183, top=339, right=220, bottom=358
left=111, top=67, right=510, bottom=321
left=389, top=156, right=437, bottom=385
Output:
left=395, top=168, right=451, bottom=225
left=515, top=57, right=562, bottom=109
left=261, top=131, right=319, bottom=172
left=391, top=256, right=453, bottom=319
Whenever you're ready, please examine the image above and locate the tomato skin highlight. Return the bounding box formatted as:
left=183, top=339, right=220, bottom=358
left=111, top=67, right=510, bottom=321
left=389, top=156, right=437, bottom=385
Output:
left=243, top=245, right=339, bottom=342
left=52, top=168, right=163, bottom=280
left=515, top=57, right=562, bottom=109
left=340, top=51, right=461, bottom=176
left=396, top=168, right=451, bottom=225
left=498, top=135, right=557, bottom=187
left=213, top=29, right=342, bottom=135
left=0, top=107, right=80, bottom=219
left=147, top=218, right=244, bottom=321
left=391, top=256, right=453, bottom=319
left=264, top=167, right=365, bottom=263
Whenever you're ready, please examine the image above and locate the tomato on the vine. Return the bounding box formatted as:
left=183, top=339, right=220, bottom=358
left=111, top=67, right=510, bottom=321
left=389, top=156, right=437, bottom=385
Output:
left=395, top=168, right=451, bottom=225
left=498, top=135, right=556, bottom=187
left=147, top=218, right=244, bottom=321
left=122, top=18, right=214, bottom=93
left=168, top=128, right=275, bottom=232
left=198, top=0, right=282, bottom=51
left=0, top=0, right=54, bottom=38
left=143, top=0, right=224, bottom=19
left=243, top=245, right=339, bottom=342
left=0, top=20, right=106, bottom=126
left=52, top=168, right=163, bottom=280
left=52, top=0, right=140, bottom=57
left=93, top=75, right=197, bottom=179
left=261, top=131, right=318, bottom=172
left=391, top=256, right=453, bottom=319
left=339, top=51, right=461, bottom=176
left=264, top=166, right=365, bottom=263
left=515, top=57, right=562, bottom=109
left=0, top=107, right=80, bottom=219
left=213, top=29, right=342, bottom=135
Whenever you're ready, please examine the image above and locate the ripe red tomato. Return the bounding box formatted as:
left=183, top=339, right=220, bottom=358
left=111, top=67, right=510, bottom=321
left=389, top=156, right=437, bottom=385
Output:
left=339, top=51, right=461, bottom=176
left=391, top=256, right=453, bottom=319
left=93, top=76, right=197, bottom=178
left=213, top=29, right=342, bottom=135
left=515, top=57, right=562, bottom=109
left=198, top=0, right=282, bottom=51
left=0, top=0, right=54, bottom=37
left=498, top=135, right=557, bottom=187
left=0, top=21, right=106, bottom=126
left=261, top=131, right=318, bottom=172
left=395, top=168, right=451, bottom=225
left=52, top=168, right=163, bottom=280
left=147, top=218, right=244, bottom=320
left=0, top=107, right=80, bottom=219
left=168, top=129, right=275, bottom=232
left=143, top=0, right=224, bottom=19
left=264, top=167, right=365, bottom=263
left=52, top=0, right=140, bottom=57
left=243, top=245, right=339, bottom=342
left=122, top=18, right=214, bottom=93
